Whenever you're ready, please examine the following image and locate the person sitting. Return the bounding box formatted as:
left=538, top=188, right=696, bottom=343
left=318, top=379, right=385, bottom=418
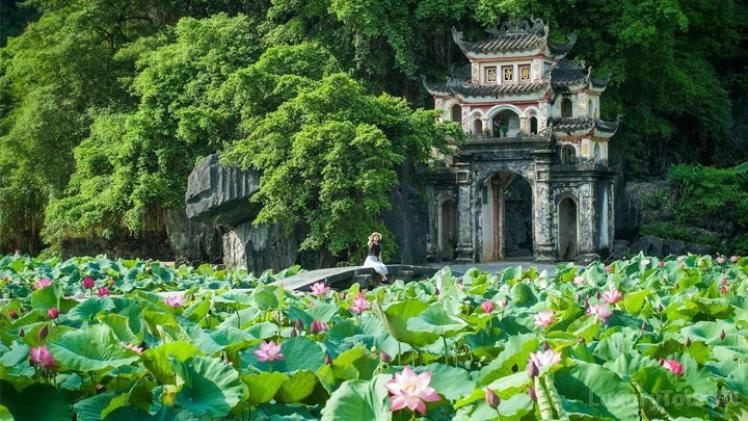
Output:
left=363, top=232, right=389, bottom=284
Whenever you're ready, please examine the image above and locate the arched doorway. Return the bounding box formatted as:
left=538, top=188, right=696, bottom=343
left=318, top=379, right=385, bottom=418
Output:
left=451, top=104, right=462, bottom=123
left=561, top=98, right=573, bottom=118
left=480, top=172, right=533, bottom=261
left=491, top=110, right=521, bottom=137
left=593, top=142, right=602, bottom=162
left=530, top=116, right=538, bottom=134
left=473, top=118, right=483, bottom=136
left=561, top=144, right=576, bottom=164
left=438, top=199, right=457, bottom=261
left=558, top=197, right=578, bottom=261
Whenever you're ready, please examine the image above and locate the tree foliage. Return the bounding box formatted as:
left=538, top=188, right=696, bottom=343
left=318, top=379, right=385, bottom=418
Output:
left=223, top=73, right=462, bottom=261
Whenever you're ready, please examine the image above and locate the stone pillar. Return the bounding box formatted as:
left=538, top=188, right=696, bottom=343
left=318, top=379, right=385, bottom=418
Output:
left=533, top=152, right=556, bottom=263
left=576, top=182, right=600, bottom=263
left=454, top=165, right=474, bottom=263
left=520, top=116, right=528, bottom=134
left=425, top=185, right=438, bottom=262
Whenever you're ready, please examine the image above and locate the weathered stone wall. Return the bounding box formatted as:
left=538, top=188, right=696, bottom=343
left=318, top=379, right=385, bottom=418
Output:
left=61, top=229, right=173, bottom=261
left=382, top=161, right=429, bottom=264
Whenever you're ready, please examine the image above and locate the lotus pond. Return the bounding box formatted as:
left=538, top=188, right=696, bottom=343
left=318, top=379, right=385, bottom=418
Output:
left=1, top=254, right=748, bottom=420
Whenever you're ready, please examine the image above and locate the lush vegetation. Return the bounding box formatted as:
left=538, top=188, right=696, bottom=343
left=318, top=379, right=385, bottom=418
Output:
left=1, top=254, right=747, bottom=419
left=1, top=0, right=747, bottom=258
left=0, top=254, right=301, bottom=300
left=641, top=162, right=748, bottom=254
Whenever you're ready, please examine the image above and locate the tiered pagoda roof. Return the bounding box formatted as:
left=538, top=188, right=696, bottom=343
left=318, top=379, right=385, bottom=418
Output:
left=452, top=18, right=576, bottom=58
left=550, top=60, right=611, bottom=91
left=548, top=116, right=619, bottom=138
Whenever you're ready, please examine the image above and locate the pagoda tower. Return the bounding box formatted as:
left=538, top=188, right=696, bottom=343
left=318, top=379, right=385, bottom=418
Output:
left=422, top=18, right=618, bottom=264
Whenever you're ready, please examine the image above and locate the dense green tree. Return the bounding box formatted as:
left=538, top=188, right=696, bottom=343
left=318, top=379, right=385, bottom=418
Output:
left=223, top=73, right=463, bottom=262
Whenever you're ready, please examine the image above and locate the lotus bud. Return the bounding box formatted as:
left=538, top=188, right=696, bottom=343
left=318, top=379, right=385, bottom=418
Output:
left=295, top=318, right=304, bottom=330
left=82, top=277, right=95, bottom=289
left=37, top=325, right=49, bottom=340
left=578, top=337, right=585, bottom=344
left=485, top=388, right=500, bottom=408
left=434, top=287, right=440, bottom=296
left=686, top=337, right=691, bottom=347
left=19, top=328, right=24, bottom=337
left=310, top=320, right=328, bottom=334
left=9, top=310, right=17, bottom=319
left=109, top=279, right=116, bottom=286
left=641, top=321, right=648, bottom=331
left=325, top=354, right=333, bottom=365
left=596, top=291, right=602, bottom=300
left=290, top=328, right=298, bottom=338
left=498, top=297, right=508, bottom=309
left=191, top=294, right=196, bottom=302
left=543, top=342, right=551, bottom=351
left=527, top=361, right=539, bottom=378
left=339, top=292, right=346, bottom=301
left=380, top=351, right=392, bottom=363
left=674, top=283, right=679, bottom=289
left=658, top=358, right=665, bottom=366
left=576, top=294, right=582, bottom=302
left=720, top=329, right=726, bottom=341
left=511, top=363, right=518, bottom=373
left=2, top=275, right=7, bottom=281
left=657, top=303, right=664, bottom=312
left=481, top=301, right=495, bottom=313
left=528, top=386, right=537, bottom=401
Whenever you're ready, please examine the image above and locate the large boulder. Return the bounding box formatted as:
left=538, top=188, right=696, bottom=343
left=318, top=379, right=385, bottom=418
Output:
left=222, top=222, right=299, bottom=274
left=165, top=210, right=222, bottom=264
left=186, top=154, right=261, bottom=228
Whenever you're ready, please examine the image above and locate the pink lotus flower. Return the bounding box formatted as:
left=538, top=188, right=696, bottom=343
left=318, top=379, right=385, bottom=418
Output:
left=529, top=349, right=561, bottom=369
left=164, top=295, right=185, bottom=308
left=14, top=249, right=21, bottom=255
left=48, top=307, right=59, bottom=319
left=385, top=366, right=441, bottom=414
left=641, top=259, right=651, bottom=266
left=109, top=279, right=116, bottom=286
left=121, top=341, right=144, bottom=355
left=310, top=320, right=329, bottom=334
left=604, top=266, right=612, bottom=273
left=30, top=345, right=55, bottom=369
left=349, top=293, right=370, bottom=314
left=534, top=310, right=555, bottom=328
left=310, top=282, right=330, bottom=297
left=8, top=310, right=17, bottom=319
left=587, top=304, right=613, bottom=323
left=82, top=277, right=95, bottom=289
left=730, top=255, right=739, bottom=263
left=573, top=276, right=585, bottom=287
left=253, top=341, right=284, bottom=362
left=481, top=301, right=495, bottom=313
left=34, top=278, right=52, bottom=289
left=661, top=359, right=684, bottom=376
left=97, top=287, right=110, bottom=297
left=659, top=260, right=665, bottom=267
left=603, top=289, right=623, bottom=305
left=720, top=286, right=729, bottom=295
left=716, top=256, right=725, bottom=264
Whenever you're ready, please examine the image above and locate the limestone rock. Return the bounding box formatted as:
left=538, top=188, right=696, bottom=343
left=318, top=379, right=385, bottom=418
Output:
left=382, top=161, right=428, bottom=264
left=186, top=154, right=261, bottom=228
left=615, top=181, right=668, bottom=240
left=165, top=210, right=222, bottom=264
left=221, top=221, right=299, bottom=275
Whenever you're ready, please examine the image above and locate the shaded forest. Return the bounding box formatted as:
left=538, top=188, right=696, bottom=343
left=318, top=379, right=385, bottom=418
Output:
left=1, top=0, right=747, bottom=256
